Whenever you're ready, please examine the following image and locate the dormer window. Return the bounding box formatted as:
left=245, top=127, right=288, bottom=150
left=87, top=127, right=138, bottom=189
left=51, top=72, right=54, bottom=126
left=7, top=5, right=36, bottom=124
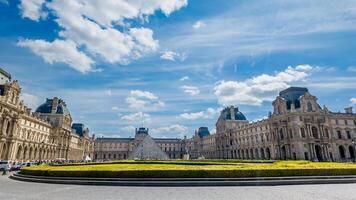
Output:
left=307, top=102, right=313, bottom=112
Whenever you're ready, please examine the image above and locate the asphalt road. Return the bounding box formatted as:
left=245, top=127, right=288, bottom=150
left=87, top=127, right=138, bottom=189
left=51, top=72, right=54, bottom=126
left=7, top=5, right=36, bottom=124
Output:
left=1, top=174, right=356, bottom=200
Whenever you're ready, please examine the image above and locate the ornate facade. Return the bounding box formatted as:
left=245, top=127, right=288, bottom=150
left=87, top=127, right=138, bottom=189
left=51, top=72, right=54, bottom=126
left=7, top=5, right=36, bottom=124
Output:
left=192, top=87, right=356, bottom=162
left=0, top=68, right=94, bottom=162
left=96, top=87, right=356, bottom=162
left=94, top=127, right=185, bottom=160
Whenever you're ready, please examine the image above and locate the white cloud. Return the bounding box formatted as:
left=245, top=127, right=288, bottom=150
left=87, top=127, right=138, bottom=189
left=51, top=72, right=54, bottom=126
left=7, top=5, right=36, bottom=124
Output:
left=111, top=106, right=120, bottom=111
left=19, top=0, right=46, bottom=21
left=17, top=39, right=94, bottom=73
left=150, top=124, right=188, bottom=138
left=106, top=89, right=112, bottom=96
left=351, top=98, right=356, bottom=104
left=120, top=125, right=136, bottom=133
left=214, top=65, right=313, bottom=106
left=0, top=0, right=8, bottom=5
left=160, top=50, right=187, bottom=61
left=192, top=20, right=206, bottom=29
left=347, top=66, right=356, bottom=72
left=179, top=76, right=189, bottom=81
left=18, top=0, right=187, bottom=72
left=179, top=107, right=220, bottom=120
left=181, top=85, right=200, bottom=96
left=126, top=90, right=165, bottom=110
left=121, top=112, right=151, bottom=124
left=21, top=93, right=41, bottom=110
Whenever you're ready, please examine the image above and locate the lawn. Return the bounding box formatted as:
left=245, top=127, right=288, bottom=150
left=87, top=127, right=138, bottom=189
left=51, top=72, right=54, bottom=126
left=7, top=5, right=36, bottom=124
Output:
left=20, top=160, right=356, bottom=178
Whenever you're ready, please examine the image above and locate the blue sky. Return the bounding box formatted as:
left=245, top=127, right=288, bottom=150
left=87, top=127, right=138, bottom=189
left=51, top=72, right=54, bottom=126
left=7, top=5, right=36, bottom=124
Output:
left=1, top=0, right=356, bottom=138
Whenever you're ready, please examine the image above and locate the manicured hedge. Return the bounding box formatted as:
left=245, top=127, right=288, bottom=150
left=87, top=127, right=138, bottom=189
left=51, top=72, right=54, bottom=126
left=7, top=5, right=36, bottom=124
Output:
left=20, top=168, right=356, bottom=178
left=20, top=160, right=356, bottom=178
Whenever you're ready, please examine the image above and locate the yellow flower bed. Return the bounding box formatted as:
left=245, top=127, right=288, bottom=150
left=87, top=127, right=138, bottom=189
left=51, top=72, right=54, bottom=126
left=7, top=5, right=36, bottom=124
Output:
left=20, top=160, right=356, bottom=178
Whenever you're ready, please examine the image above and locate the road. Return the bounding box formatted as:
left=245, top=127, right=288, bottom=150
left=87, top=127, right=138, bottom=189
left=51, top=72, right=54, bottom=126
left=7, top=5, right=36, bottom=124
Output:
left=1, top=174, right=356, bottom=200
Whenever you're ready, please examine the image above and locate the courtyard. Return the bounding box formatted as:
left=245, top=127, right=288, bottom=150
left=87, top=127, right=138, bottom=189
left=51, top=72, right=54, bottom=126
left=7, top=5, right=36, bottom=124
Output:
left=1, top=173, right=356, bottom=200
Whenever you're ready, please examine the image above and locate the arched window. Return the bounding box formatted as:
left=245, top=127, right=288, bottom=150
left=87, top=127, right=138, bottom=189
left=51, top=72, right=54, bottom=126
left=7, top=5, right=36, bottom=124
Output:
left=312, top=127, right=319, bottom=139
left=339, top=146, right=346, bottom=159
left=279, top=129, right=284, bottom=140
left=307, top=102, right=313, bottom=112
left=325, top=129, right=329, bottom=138
left=301, top=128, right=306, bottom=138
left=6, top=121, right=11, bottom=135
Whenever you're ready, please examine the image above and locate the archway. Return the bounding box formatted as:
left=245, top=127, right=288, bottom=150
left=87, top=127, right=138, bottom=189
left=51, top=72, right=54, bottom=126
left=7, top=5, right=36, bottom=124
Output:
left=29, top=147, right=33, bottom=160
left=339, top=146, right=346, bottom=160
left=16, top=145, right=23, bottom=160
left=281, top=146, right=287, bottom=160
left=349, top=146, right=355, bottom=160
left=315, top=145, right=323, bottom=161
left=23, top=146, right=28, bottom=160
left=1, top=143, right=8, bottom=159
left=266, top=148, right=271, bottom=159
left=260, top=148, right=265, bottom=159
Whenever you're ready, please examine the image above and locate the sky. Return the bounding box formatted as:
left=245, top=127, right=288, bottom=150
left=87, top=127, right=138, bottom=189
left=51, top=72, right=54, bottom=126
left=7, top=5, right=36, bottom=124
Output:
left=0, top=0, right=356, bottom=139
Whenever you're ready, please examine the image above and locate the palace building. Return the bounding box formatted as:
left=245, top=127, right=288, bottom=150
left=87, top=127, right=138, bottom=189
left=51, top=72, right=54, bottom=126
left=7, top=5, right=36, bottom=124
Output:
left=94, top=127, right=185, bottom=160
left=95, top=86, right=356, bottom=162
left=0, top=68, right=94, bottom=162
left=186, top=87, right=356, bottom=162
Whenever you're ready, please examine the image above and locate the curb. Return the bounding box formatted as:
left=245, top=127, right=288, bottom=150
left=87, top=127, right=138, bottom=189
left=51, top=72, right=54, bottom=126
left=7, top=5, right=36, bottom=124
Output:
left=9, top=173, right=356, bottom=186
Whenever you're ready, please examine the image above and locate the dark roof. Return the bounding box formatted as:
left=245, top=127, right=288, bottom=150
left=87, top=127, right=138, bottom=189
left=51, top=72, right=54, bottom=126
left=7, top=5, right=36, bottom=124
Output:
left=96, top=138, right=134, bottom=141
left=136, top=127, right=148, bottom=134
left=36, top=98, right=70, bottom=115
left=72, top=123, right=84, bottom=136
left=197, top=127, right=210, bottom=138
left=153, top=138, right=181, bottom=141
left=220, top=106, right=247, bottom=121
left=0, top=68, right=11, bottom=80
left=279, top=87, right=308, bottom=110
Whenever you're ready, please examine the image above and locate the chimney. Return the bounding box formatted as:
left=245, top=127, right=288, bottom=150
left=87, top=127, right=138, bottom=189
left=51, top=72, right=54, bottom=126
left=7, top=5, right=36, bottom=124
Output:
left=345, top=107, right=353, bottom=114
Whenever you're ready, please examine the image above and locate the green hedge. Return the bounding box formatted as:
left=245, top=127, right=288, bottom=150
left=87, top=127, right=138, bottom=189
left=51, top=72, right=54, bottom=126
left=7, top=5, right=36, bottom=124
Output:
left=20, top=168, right=356, bottom=178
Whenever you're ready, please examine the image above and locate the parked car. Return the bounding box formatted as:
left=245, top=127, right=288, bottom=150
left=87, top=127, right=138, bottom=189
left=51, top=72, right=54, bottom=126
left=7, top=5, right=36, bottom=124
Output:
left=0, top=160, right=12, bottom=171
left=10, top=163, right=23, bottom=171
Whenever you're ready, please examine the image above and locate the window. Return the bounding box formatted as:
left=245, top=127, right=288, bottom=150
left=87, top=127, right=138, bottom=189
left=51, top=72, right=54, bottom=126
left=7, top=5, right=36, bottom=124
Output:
left=325, top=129, right=329, bottom=138
left=347, top=131, right=351, bottom=139
left=279, top=129, right=284, bottom=140
left=301, top=128, right=306, bottom=138
left=336, top=119, right=339, bottom=125
left=354, top=120, right=356, bottom=125
left=312, top=127, right=319, bottom=139
left=345, top=120, right=348, bottom=125
left=289, top=129, right=293, bottom=138
left=307, top=102, right=313, bottom=112
left=337, top=130, right=342, bottom=139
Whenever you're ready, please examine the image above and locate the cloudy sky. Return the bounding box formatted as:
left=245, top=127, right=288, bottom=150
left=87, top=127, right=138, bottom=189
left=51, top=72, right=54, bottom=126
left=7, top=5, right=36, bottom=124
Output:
left=1, top=0, right=356, bottom=138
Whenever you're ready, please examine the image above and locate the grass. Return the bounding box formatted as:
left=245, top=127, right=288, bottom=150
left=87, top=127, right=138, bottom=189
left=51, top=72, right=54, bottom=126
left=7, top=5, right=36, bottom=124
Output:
left=20, top=160, right=356, bottom=178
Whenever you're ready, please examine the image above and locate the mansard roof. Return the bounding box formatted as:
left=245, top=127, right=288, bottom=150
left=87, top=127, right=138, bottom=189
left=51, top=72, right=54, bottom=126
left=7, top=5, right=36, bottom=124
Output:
left=279, top=87, right=308, bottom=110
left=219, top=106, right=247, bottom=121
left=197, top=127, right=210, bottom=138
left=36, top=97, right=70, bottom=115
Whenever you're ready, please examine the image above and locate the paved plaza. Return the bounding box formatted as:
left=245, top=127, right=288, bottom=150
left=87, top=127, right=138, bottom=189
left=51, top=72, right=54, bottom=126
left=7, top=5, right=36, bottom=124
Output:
left=1, top=174, right=356, bottom=200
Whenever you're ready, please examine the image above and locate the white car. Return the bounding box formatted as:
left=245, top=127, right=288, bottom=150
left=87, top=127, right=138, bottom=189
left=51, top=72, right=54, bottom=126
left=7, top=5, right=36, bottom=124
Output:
left=0, top=160, right=12, bottom=171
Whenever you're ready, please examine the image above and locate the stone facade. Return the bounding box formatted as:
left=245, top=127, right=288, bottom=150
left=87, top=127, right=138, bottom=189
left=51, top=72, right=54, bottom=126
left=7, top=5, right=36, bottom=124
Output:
left=0, top=68, right=94, bottom=162
left=94, top=127, right=185, bottom=160
left=191, top=87, right=356, bottom=162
